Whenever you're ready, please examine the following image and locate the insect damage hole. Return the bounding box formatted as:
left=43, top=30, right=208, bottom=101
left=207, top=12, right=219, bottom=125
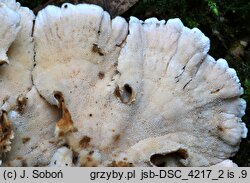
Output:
left=114, top=84, right=136, bottom=104
left=54, top=91, right=64, bottom=106
left=150, top=149, right=188, bottom=167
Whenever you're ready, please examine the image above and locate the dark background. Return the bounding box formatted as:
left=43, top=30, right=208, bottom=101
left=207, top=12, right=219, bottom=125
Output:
left=18, top=0, right=250, bottom=166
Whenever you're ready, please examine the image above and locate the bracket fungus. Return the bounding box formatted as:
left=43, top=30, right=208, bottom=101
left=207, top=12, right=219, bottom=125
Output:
left=0, top=2, right=20, bottom=65
left=0, top=0, right=248, bottom=167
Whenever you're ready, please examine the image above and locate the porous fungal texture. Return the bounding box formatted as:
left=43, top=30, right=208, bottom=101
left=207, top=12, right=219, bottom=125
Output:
left=0, top=0, right=34, bottom=158
left=0, top=0, right=248, bottom=167
left=3, top=87, right=60, bottom=166
left=0, top=2, right=20, bottom=65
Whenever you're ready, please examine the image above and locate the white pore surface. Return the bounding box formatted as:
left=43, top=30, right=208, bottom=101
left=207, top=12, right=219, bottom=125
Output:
left=0, top=1, right=247, bottom=167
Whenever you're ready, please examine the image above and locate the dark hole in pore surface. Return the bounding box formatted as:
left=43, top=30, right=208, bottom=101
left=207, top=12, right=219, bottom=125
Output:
left=124, top=84, right=132, bottom=95
left=150, top=149, right=188, bottom=167
left=114, top=84, right=134, bottom=104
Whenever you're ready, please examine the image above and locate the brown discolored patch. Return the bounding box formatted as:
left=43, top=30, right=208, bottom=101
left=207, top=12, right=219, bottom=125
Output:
left=86, top=156, right=92, bottom=162
left=113, top=134, right=120, bottom=143
left=114, top=86, right=121, bottom=98
left=0, top=111, right=13, bottom=153
left=217, top=125, right=224, bottom=132
left=15, top=157, right=27, bottom=167
left=177, top=149, right=188, bottom=159
left=98, top=72, right=105, bottom=79
left=92, top=44, right=104, bottom=56
left=0, top=60, right=6, bottom=65
left=78, top=150, right=101, bottom=167
left=108, top=161, right=134, bottom=167
left=58, top=131, right=65, bottom=137
left=79, top=136, right=91, bottom=148
left=72, top=151, right=79, bottom=165
left=16, top=95, right=27, bottom=113
left=16, top=157, right=23, bottom=160
left=54, top=92, right=75, bottom=138
left=22, top=137, right=31, bottom=144
left=21, top=159, right=27, bottom=167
